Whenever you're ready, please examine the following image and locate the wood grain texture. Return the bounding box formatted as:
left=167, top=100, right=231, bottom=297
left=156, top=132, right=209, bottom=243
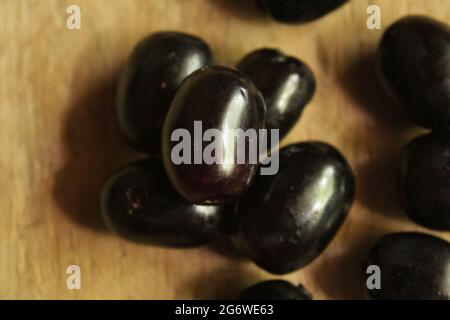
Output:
left=0, top=0, right=449, bottom=300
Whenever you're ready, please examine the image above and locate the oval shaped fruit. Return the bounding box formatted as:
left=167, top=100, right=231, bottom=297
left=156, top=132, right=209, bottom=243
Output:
left=376, top=16, right=450, bottom=129
left=162, top=66, right=266, bottom=205
left=100, top=158, right=225, bottom=247
left=230, top=142, right=355, bottom=274
left=237, top=48, right=316, bottom=140
left=401, top=132, right=450, bottom=231
left=365, top=232, right=450, bottom=300
left=258, top=0, right=348, bottom=24
left=117, top=32, right=213, bottom=153
left=239, top=280, right=312, bottom=300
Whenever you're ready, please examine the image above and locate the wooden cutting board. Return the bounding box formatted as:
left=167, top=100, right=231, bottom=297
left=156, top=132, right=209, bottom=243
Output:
left=1, top=0, right=449, bottom=299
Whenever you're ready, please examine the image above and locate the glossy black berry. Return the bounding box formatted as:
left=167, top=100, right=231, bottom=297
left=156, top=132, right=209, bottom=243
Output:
left=231, top=142, right=355, bottom=274
left=117, top=32, right=213, bottom=153
left=162, top=66, right=266, bottom=205
left=100, top=158, right=225, bottom=247
left=365, top=232, right=450, bottom=300
left=258, top=0, right=348, bottom=24
left=237, top=48, right=316, bottom=140
left=377, top=16, right=450, bottom=129
left=401, top=132, right=450, bottom=231
left=239, top=280, right=312, bottom=300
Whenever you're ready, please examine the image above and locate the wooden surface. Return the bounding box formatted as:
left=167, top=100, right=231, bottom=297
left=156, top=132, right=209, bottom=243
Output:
left=1, top=0, right=450, bottom=300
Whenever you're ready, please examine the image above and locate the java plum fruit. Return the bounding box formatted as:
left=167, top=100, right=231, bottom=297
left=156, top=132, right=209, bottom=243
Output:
left=162, top=66, right=266, bottom=205
left=230, top=142, right=355, bottom=274
left=116, top=32, right=213, bottom=153
left=401, top=132, right=450, bottom=231
left=377, top=16, right=450, bottom=129
left=100, top=158, right=225, bottom=247
left=365, top=232, right=450, bottom=300
left=237, top=48, right=316, bottom=140
left=258, top=0, right=349, bottom=24
left=239, top=280, right=312, bottom=300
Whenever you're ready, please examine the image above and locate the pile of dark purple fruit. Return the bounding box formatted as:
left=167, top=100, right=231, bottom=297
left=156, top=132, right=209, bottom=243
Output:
left=98, top=3, right=450, bottom=299
left=101, top=31, right=355, bottom=300
left=368, top=16, right=450, bottom=300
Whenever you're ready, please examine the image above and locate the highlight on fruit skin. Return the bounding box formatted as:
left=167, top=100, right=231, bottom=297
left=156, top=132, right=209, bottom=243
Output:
left=258, top=0, right=349, bottom=24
